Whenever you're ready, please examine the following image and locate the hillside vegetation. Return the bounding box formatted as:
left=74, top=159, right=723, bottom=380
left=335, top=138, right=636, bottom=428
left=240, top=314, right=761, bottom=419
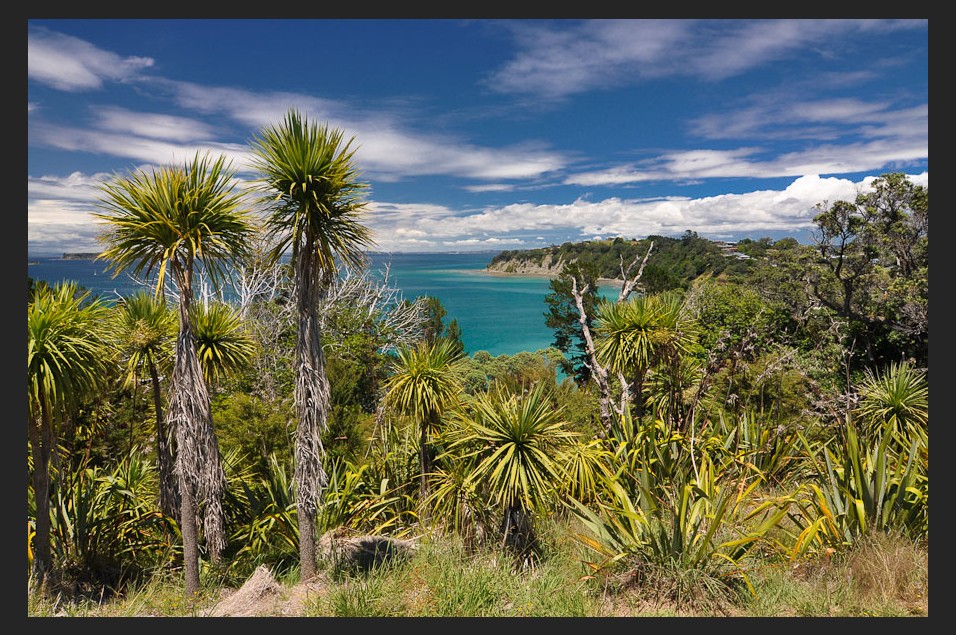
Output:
left=487, top=231, right=754, bottom=292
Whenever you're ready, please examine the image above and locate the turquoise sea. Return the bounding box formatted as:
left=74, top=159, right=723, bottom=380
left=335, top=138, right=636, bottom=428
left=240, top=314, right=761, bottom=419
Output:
left=28, top=252, right=600, bottom=357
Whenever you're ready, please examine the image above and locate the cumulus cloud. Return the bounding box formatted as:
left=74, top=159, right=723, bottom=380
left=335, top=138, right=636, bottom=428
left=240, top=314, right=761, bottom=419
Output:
left=357, top=173, right=925, bottom=252
left=28, top=171, right=927, bottom=255
left=26, top=23, right=927, bottom=256
left=28, top=198, right=106, bottom=255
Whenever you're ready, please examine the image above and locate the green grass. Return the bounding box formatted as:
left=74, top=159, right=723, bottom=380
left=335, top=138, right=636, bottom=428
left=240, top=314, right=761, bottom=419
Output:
left=27, top=526, right=927, bottom=618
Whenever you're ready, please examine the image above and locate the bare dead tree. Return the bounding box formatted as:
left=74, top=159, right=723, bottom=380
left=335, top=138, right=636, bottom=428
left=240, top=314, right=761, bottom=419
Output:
left=617, top=241, right=655, bottom=303
left=569, top=241, right=655, bottom=436
left=229, top=256, right=295, bottom=403
left=318, top=262, right=428, bottom=354
left=232, top=257, right=288, bottom=319
left=571, top=276, right=617, bottom=434
left=241, top=296, right=295, bottom=403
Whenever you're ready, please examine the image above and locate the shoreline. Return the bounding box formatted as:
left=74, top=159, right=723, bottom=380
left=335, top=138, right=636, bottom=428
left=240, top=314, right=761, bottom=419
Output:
left=472, top=268, right=625, bottom=288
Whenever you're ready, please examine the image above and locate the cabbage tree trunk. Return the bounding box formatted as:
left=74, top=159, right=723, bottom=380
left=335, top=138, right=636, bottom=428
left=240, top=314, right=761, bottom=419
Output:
left=293, top=250, right=330, bottom=581
left=170, top=293, right=226, bottom=596
left=28, top=392, right=54, bottom=589
left=149, top=361, right=180, bottom=521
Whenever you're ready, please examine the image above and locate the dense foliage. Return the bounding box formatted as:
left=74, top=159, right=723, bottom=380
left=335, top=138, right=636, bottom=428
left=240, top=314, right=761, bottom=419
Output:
left=28, top=167, right=927, bottom=614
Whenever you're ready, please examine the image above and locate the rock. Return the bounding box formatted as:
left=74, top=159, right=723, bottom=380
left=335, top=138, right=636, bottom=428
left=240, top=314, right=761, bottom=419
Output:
left=317, top=532, right=418, bottom=572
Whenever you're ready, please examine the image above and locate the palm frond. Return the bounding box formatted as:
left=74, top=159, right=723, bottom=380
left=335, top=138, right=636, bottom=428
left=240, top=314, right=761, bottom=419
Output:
left=191, top=300, right=256, bottom=384
left=248, top=108, right=374, bottom=276
left=28, top=281, right=114, bottom=416
left=94, top=151, right=254, bottom=297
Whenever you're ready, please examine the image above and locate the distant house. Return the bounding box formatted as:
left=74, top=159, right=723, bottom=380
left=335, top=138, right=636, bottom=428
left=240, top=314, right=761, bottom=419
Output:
left=712, top=241, right=751, bottom=259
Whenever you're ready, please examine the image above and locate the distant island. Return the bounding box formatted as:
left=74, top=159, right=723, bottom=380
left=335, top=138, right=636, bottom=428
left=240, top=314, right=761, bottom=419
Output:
left=62, top=252, right=100, bottom=260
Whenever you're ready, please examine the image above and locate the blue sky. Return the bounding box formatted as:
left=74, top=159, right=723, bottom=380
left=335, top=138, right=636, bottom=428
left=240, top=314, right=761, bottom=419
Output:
left=27, top=18, right=928, bottom=257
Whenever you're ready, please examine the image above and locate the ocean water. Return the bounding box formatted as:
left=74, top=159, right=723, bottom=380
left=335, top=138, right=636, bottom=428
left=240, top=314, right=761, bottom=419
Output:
left=28, top=252, right=588, bottom=357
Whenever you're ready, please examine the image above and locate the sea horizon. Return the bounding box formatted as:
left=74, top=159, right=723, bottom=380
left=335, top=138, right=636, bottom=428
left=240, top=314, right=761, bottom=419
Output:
left=29, top=248, right=505, bottom=261
left=28, top=251, right=607, bottom=358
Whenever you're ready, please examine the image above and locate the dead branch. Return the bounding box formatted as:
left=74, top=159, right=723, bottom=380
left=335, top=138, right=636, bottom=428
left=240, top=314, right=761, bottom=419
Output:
left=571, top=277, right=617, bottom=435
left=617, top=240, right=654, bottom=303
left=317, top=262, right=428, bottom=354
left=568, top=241, right=654, bottom=436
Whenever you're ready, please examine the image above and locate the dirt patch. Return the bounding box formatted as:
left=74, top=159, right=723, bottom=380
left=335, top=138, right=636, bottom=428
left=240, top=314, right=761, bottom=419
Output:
left=204, top=565, right=330, bottom=617
left=203, top=533, right=417, bottom=617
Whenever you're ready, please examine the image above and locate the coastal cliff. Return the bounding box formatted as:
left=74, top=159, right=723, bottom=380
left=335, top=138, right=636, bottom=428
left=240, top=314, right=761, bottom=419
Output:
left=485, top=252, right=570, bottom=277
left=486, top=237, right=655, bottom=281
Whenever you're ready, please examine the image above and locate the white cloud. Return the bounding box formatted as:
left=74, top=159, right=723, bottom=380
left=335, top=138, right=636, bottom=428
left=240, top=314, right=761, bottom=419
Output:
left=28, top=198, right=106, bottom=255
left=29, top=171, right=109, bottom=202
left=30, top=171, right=925, bottom=255
left=28, top=26, right=154, bottom=92
left=361, top=172, right=924, bottom=252
left=565, top=135, right=928, bottom=187
left=346, top=126, right=565, bottom=182
left=464, top=183, right=519, bottom=193
left=689, top=97, right=927, bottom=144
left=26, top=24, right=927, bottom=257
left=93, top=107, right=220, bottom=143
left=487, top=19, right=926, bottom=99
left=486, top=19, right=687, bottom=99
left=30, top=71, right=570, bottom=185
left=30, top=119, right=255, bottom=176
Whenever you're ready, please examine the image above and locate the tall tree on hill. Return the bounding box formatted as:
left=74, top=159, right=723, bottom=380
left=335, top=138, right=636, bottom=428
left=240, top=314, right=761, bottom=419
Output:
left=249, top=108, right=373, bottom=581
left=810, top=172, right=928, bottom=370
left=95, top=151, right=254, bottom=597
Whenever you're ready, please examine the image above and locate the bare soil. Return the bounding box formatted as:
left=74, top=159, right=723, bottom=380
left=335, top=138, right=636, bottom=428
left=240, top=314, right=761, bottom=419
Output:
left=204, top=565, right=331, bottom=617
